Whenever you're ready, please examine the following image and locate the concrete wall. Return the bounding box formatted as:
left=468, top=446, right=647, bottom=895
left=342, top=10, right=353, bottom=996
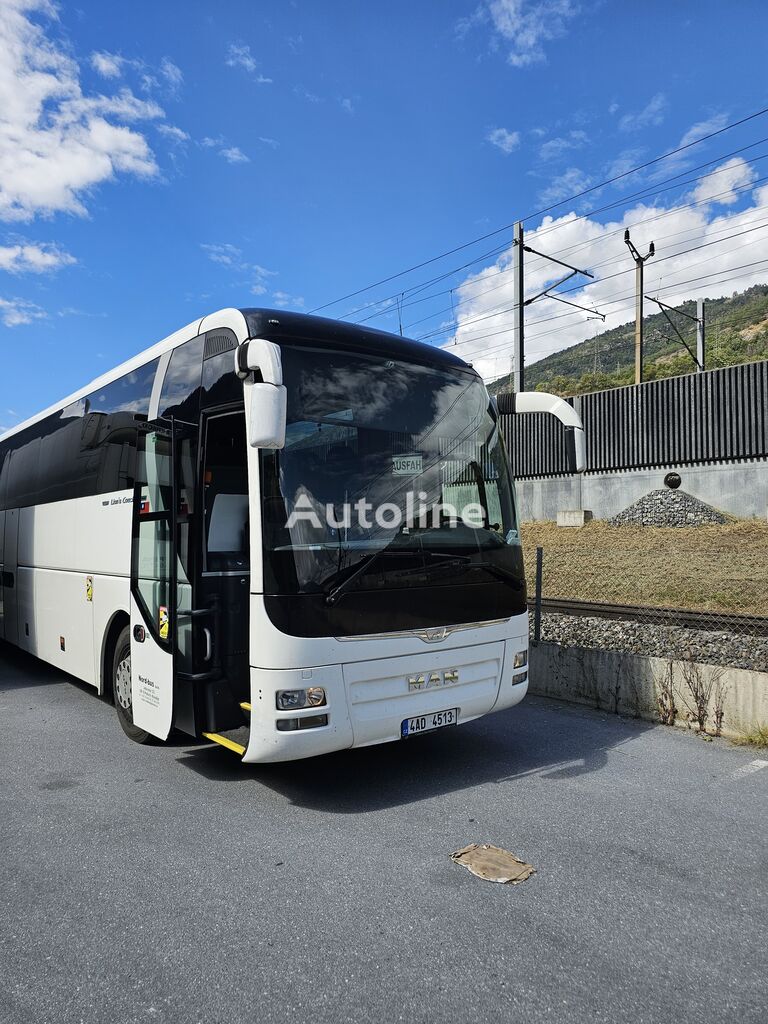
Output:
left=529, top=642, right=768, bottom=740
left=517, top=458, right=768, bottom=521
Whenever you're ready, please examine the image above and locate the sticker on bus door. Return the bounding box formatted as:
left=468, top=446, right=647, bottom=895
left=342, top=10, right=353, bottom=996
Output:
left=159, top=606, right=169, bottom=641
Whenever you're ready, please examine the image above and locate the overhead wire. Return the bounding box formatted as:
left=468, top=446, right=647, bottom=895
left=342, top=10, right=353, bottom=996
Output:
left=455, top=258, right=768, bottom=363
left=350, top=151, right=768, bottom=333
left=418, top=214, right=768, bottom=344
left=309, top=105, right=768, bottom=314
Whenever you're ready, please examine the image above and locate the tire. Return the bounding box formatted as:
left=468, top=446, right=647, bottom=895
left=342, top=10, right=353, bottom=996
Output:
left=112, top=626, right=153, bottom=744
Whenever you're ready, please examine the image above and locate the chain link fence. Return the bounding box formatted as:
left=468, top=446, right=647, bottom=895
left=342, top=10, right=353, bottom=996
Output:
left=526, top=540, right=768, bottom=672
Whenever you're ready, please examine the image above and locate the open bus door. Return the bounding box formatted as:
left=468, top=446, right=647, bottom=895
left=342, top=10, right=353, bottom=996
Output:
left=129, top=419, right=196, bottom=740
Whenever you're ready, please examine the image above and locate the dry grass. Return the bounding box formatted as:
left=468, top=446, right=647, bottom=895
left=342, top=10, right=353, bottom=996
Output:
left=732, top=723, right=768, bottom=748
left=521, top=519, right=768, bottom=615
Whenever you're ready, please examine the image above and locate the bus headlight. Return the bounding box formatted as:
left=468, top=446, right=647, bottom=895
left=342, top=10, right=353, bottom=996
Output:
left=513, top=650, right=528, bottom=669
left=276, top=687, right=327, bottom=710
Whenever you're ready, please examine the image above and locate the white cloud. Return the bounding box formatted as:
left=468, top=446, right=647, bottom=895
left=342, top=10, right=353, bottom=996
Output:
left=226, top=42, right=257, bottom=72
left=294, top=85, right=322, bottom=104
left=200, top=243, right=276, bottom=295
left=678, top=112, right=729, bottom=148
left=450, top=158, right=768, bottom=382
left=487, top=127, right=520, bottom=154
left=272, top=290, right=304, bottom=309
left=0, top=295, right=47, bottom=326
left=484, top=0, right=579, bottom=68
left=0, top=239, right=76, bottom=273
left=251, top=263, right=277, bottom=294
left=604, top=147, right=645, bottom=181
left=537, top=166, right=592, bottom=205
left=539, top=129, right=588, bottom=161
left=225, top=42, right=272, bottom=82
left=200, top=242, right=242, bottom=266
left=649, top=112, right=731, bottom=181
left=692, top=157, right=756, bottom=206
left=90, top=50, right=125, bottom=78
left=90, top=49, right=182, bottom=95
left=201, top=136, right=249, bottom=163
left=258, top=136, right=279, bottom=149
left=340, top=97, right=355, bottom=115
left=0, top=1, right=162, bottom=222
left=159, top=57, right=183, bottom=90
left=219, top=146, right=249, bottom=164
left=156, top=123, right=189, bottom=144
left=619, top=93, right=667, bottom=132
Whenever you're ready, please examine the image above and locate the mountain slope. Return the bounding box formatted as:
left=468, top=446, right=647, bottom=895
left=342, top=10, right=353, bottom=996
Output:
left=487, top=283, right=768, bottom=396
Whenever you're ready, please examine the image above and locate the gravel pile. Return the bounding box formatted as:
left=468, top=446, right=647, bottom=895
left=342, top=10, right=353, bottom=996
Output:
left=533, top=612, right=768, bottom=672
left=610, top=488, right=728, bottom=527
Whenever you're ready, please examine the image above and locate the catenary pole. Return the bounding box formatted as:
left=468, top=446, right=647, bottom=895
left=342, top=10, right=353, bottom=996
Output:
left=624, top=230, right=655, bottom=384
left=511, top=222, right=525, bottom=393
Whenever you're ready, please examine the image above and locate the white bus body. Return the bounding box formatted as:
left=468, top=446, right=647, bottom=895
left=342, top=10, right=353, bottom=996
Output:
left=0, top=308, right=583, bottom=762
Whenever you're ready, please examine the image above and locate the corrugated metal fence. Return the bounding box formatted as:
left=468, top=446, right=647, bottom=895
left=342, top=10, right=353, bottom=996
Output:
left=500, top=359, right=768, bottom=478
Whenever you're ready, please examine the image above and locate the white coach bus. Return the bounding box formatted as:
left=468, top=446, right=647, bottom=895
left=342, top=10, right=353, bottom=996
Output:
left=0, top=309, right=584, bottom=761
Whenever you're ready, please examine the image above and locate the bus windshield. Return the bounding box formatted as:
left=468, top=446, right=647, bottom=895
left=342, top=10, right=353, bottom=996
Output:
left=260, top=345, right=520, bottom=600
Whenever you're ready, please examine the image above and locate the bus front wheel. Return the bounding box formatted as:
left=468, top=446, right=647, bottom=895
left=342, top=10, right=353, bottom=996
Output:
left=112, top=626, right=152, bottom=744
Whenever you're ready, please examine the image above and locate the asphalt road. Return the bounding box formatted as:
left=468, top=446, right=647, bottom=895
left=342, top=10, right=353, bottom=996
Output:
left=1, top=641, right=766, bottom=1024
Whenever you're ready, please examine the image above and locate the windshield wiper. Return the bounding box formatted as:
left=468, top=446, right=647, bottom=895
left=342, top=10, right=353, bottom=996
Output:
left=390, top=554, right=472, bottom=581
left=324, top=548, right=464, bottom=604
left=471, top=561, right=524, bottom=588
left=324, top=550, right=383, bottom=606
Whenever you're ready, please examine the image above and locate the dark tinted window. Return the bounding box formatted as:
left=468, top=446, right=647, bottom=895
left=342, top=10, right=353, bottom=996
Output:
left=0, top=359, right=159, bottom=510
left=159, top=336, right=204, bottom=420
left=201, top=348, right=241, bottom=409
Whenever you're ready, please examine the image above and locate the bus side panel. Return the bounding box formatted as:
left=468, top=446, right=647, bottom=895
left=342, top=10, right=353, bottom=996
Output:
left=91, top=572, right=130, bottom=694
left=16, top=566, right=95, bottom=685
left=14, top=493, right=132, bottom=686
left=19, top=493, right=131, bottom=580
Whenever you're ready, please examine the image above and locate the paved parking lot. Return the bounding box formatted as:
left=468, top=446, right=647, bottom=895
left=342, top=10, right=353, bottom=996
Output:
left=1, top=640, right=766, bottom=1024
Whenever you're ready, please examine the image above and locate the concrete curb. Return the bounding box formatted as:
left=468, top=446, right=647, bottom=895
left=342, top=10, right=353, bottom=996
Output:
left=530, top=642, right=768, bottom=740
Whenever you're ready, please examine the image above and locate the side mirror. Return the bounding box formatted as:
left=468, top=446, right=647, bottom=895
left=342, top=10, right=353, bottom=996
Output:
left=237, top=337, right=287, bottom=449
left=247, top=380, right=286, bottom=449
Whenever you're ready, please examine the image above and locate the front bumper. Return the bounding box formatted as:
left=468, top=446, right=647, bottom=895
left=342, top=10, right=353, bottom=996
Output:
left=242, top=635, right=528, bottom=763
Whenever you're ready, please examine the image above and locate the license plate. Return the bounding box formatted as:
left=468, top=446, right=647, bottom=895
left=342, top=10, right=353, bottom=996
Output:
left=401, top=708, right=459, bottom=738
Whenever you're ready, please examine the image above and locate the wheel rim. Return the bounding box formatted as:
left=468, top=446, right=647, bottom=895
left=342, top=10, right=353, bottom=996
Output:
left=114, top=653, right=132, bottom=713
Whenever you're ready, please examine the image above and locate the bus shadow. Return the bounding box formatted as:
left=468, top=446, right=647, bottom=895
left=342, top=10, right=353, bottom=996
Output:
left=177, top=700, right=653, bottom=812
left=0, top=640, right=74, bottom=690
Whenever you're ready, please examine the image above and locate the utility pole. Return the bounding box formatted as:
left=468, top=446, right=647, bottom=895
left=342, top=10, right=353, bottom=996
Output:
left=506, top=220, right=601, bottom=393
left=511, top=221, right=525, bottom=393
left=696, top=298, right=706, bottom=372
left=624, top=229, right=655, bottom=385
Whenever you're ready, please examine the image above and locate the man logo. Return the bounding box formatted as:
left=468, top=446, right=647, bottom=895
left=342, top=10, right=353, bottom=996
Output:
left=417, top=626, right=449, bottom=642
left=408, top=669, right=459, bottom=692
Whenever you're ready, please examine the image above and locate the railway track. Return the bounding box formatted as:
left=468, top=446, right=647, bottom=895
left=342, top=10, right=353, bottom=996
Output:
left=529, top=598, right=768, bottom=637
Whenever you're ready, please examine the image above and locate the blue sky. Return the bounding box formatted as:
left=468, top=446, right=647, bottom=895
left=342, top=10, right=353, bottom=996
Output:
left=1, top=0, right=768, bottom=429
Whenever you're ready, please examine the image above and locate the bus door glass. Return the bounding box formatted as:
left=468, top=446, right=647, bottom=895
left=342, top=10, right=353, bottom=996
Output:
left=129, top=420, right=195, bottom=739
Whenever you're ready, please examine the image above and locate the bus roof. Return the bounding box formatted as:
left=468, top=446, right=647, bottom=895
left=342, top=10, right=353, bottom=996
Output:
left=241, top=308, right=472, bottom=372
left=1, top=307, right=475, bottom=444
